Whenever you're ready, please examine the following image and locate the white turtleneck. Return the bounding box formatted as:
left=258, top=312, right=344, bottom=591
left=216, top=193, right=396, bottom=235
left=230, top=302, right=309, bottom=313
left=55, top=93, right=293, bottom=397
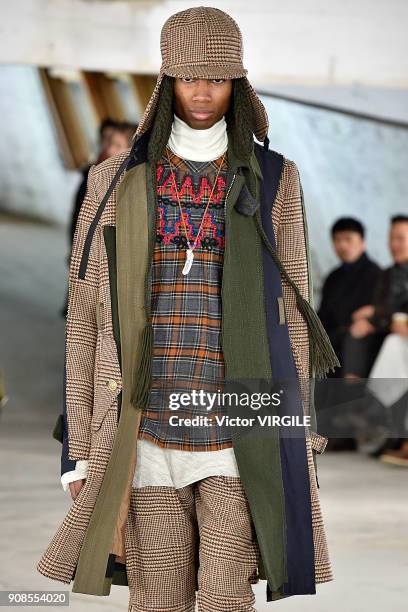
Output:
left=167, top=114, right=228, bottom=162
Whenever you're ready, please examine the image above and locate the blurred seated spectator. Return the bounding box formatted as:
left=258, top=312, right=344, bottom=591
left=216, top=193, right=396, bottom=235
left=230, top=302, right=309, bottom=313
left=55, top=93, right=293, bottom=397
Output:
left=0, top=369, right=8, bottom=409
left=318, top=217, right=381, bottom=377
left=342, top=215, right=408, bottom=379
left=365, top=285, right=408, bottom=465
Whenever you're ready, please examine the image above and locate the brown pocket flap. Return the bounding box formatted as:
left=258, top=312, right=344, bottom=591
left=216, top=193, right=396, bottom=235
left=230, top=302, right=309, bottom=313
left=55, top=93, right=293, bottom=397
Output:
left=92, top=334, right=122, bottom=431
left=309, top=430, right=328, bottom=454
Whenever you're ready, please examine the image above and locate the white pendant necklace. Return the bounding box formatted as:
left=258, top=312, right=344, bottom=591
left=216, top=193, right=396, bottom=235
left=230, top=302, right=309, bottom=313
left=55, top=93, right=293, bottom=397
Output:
left=165, top=147, right=226, bottom=276
left=182, top=247, right=195, bottom=275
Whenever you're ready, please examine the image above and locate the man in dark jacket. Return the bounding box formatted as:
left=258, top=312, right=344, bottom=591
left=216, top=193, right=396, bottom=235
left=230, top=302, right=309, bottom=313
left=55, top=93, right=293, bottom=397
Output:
left=318, top=217, right=381, bottom=377
left=343, top=215, right=408, bottom=377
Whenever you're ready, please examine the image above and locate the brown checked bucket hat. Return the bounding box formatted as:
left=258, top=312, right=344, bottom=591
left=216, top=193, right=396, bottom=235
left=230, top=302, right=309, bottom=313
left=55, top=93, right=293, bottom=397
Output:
left=135, top=6, right=269, bottom=142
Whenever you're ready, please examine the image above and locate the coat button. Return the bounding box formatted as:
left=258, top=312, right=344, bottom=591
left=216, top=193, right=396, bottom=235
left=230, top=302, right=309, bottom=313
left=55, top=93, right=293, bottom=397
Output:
left=107, top=379, right=118, bottom=391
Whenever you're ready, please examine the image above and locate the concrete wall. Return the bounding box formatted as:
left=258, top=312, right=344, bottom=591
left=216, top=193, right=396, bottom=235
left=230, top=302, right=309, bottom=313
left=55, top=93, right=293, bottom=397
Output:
left=0, top=65, right=80, bottom=225
left=2, top=0, right=407, bottom=89
left=260, top=95, right=408, bottom=298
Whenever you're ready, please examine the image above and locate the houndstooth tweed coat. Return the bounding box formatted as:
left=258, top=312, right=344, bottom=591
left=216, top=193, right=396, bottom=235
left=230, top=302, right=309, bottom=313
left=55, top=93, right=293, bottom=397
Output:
left=37, top=132, right=333, bottom=601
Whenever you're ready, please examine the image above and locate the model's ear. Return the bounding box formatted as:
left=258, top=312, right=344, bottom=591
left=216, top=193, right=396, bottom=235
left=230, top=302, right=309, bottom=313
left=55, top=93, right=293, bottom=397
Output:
left=234, top=182, right=260, bottom=216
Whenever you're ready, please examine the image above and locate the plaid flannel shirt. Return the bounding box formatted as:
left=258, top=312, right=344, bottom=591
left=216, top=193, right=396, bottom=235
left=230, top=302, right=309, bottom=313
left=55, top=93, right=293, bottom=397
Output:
left=137, top=149, right=233, bottom=450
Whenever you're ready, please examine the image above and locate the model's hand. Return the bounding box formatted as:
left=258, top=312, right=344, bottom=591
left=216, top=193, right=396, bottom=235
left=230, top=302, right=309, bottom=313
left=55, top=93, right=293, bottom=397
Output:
left=351, top=305, right=375, bottom=321
left=69, top=478, right=86, bottom=501
left=350, top=319, right=375, bottom=338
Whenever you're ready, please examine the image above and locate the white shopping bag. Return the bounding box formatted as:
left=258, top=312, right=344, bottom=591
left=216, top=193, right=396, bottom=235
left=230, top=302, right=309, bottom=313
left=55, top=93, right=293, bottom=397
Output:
left=367, top=334, right=408, bottom=407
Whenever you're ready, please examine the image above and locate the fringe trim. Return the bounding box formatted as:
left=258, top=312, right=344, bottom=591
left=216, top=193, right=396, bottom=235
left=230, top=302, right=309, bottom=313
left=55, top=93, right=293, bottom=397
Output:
left=131, top=322, right=153, bottom=409
left=254, top=213, right=340, bottom=378
left=295, top=293, right=340, bottom=378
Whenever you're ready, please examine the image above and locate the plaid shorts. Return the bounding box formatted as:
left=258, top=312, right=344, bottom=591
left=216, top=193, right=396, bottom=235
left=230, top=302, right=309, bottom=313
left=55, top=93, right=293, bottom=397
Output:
left=125, top=475, right=260, bottom=611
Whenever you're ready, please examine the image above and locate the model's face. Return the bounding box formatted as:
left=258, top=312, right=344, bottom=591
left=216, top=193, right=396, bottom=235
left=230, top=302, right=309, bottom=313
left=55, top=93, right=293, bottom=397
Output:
left=389, top=221, right=408, bottom=264
left=332, top=231, right=365, bottom=263
left=173, top=77, right=233, bottom=129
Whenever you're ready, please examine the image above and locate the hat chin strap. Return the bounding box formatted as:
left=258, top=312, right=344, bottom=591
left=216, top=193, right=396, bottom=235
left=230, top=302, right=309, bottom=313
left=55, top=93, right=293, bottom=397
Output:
left=264, top=135, right=270, bottom=150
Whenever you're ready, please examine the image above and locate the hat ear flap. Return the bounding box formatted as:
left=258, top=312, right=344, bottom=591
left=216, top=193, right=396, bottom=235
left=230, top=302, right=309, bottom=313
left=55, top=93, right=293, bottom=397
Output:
left=147, top=75, right=175, bottom=161
left=241, top=77, right=269, bottom=143
left=133, top=71, right=168, bottom=143
left=226, top=78, right=256, bottom=162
